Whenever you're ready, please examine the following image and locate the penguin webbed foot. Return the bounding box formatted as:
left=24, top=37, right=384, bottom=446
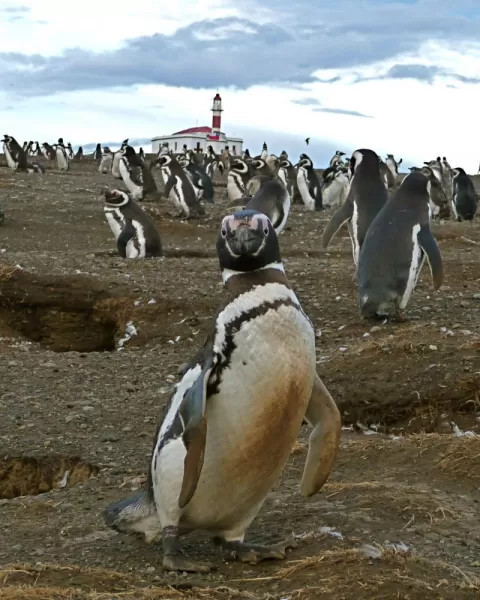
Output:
left=214, top=538, right=298, bottom=564
left=162, top=526, right=214, bottom=573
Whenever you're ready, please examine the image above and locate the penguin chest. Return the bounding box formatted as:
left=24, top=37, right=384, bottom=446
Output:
left=119, top=160, right=143, bottom=200
left=182, top=303, right=316, bottom=529
left=105, top=209, right=125, bottom=241
left=126, top=220, right=147, bottom=258
left=278, top=168, right=287, bottom=187
left=169, top=176, right=190, bottom=212
left=4, top=145, right=16, bottom=170
left=56, top=149, right=68, bottom=170
left=112, top=154, right=122, bottom=178
left=297, top=168, right=314, bottom=210
left=399, top=224, right=425, bottom=309
left=227, top=172, right=245, bottom=201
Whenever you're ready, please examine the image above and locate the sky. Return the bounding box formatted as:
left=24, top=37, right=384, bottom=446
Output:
left=1, top=0, right=479, bottom=172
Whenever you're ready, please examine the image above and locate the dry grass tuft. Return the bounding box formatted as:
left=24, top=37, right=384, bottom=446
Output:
left=0, top=264, right=22, bottom=283
left=435, top=437, right=480, bottom=479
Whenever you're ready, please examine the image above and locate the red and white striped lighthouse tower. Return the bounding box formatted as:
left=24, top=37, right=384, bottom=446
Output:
left=210, top=92, right=223, bottom=139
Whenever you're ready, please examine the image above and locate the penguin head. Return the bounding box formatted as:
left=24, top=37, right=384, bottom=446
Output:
left=451, top=167, right=465, bottom=179
left=58, top=138, right=63, bottom=144
left=295, top=154, right=312, bottom=169
left=217, top=209, right=280, bottom=275
left=252, top=158, right=267, bottom=170
left=156, top=154, right=172, bottom=167
left=229, top=157, right=249, bottom=174
left=322, top=167, right=337, bottom=184
left=279, top=159, right=292, bottom=169
left=350, top=148, right=379, bottom=177
left=104, top=189, right=130, bottom=207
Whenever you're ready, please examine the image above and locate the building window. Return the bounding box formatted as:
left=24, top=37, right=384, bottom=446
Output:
left=196, top=142, right=201, bottom=150
left=175, top=142, right=177, bottom=151
left=232, top=145, right=236, bottom=154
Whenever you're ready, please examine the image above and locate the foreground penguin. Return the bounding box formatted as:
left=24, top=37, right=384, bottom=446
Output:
left=295, top=154, right=323, bottom=211
left=357, top=171, right=443, bottom=321
left=451, top=168, right=478, bottom=222
left=321, top=148, right=388, bottom=266
left=104, top=209, right=341, bottom=572
left=103, top=189, right=162, bottom=258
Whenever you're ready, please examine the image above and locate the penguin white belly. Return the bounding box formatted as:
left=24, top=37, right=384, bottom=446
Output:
left=4, top=145, right=16, bottom=170
left=273, top=193, right=291, bottom=235
left=450, top=191, right=459, bottom=219
left=99, top=155, right=112, bottom=174
left=169, top=177, right=190, bottom=216
left=323, top=180, right=343, bottom=208
left=119, top=160, right=143, bottom=201
left=105, top=209, right=125, bottom=241
left=349, top=201, right=360, bottom=266
left=278, top=168, right=287, bottom=187
left=227, top=173, right=245, bottom=202
left=56, top=149, right=68, bottom=171
left=297, top=168, right=314, bottom=211
left=399, top=224, right=425, bottom=309
left=153, top=302, right=316, bottom=537
left=112, top=153, right=122, bottom=179
left=126, top=220, right=146, bottom=259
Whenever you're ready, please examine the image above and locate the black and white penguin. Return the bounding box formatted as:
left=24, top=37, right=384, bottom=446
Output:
left=251, top=158, right=275, bottom=178
left=75, top=146, right=84, bottom=160
left=54, top=138, right=69, bottom=171
left=94, top=143, right=102, bottom=162
left=357, top=171, right=443, bottom=321
left=32, top=141, right=41, bottom=156
left=227, top=157, right=252, bottom=203
left=379, top=157, right=395, bottom=190
left=329, top=151, right=345, bottom=168
left=278, top=158, right=298, bottom=203
left=41, top=142, right=56, bottom=160
left=416, top=166, right=450, bottom=219
left=99, top=148, right=114, bottom=174
left=184, top=153, right=215, bottom=203
left=322, top=148, right=388, bottom=266
left=451, top=168, right=478, bottom=222
left=385, top=154, right=402, bottom=180
left=25, top=141, right=33, bottom=155
left=112, top=139, right=130, bottom=179
left=321, top=166, right=350, bottom=209
left=244, top=177, right=291, bottom=234
left=295, top=154, right=323, bottom=211
left=103, top=189, right=162, bottom=258
left=2, top=135, right=44, bottom=173
left=66, top=142, right=74, bottom=160
left=260, top=141, right=268, bottom=160
left=139, top=147, right=145, bottom=161
left=155, top=154, right=204, bottom=218
left=103, top=208, right=341, bottom=572
left=120, top=145, right=158, bottom=201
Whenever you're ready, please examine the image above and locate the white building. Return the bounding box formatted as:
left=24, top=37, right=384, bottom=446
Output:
left=151, top=93, right=243, bottom=155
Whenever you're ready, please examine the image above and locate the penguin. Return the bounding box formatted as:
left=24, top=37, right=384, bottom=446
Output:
left=0, top=204, right=4, bottom=226
left=416, top=166, right=450, bottom=219
left=251, top=158, right=275, bottom=178
left=243, top=149, right=251, bottom=160
left=278, top=159, right=299, bottom=204
left=385, top=154, right=402, bottom=180
left=99, top=148, right=114, bottom=174
left=423, top=158, right=444, bottom=186
left=154, top=154, right=205, bottom=218
left=441, top=157, right=452, bottom=173
left=32, top=142, right=41, bottom=156
left=2, top=135, right=44, bottom=173
left=379, top=158, right=395, bottom=190
left=103, top=208, right=341, bottom=573
left=279, top=150, right=288, bottom=160
left=321, top=148, right=388, bottom=266
left=357, top=171, right=443, bottom=321
left=120, top=145, right=158, bottom=201
left=94, top=143, right=102, bottom=162
left=103, top=189, right=163, bottom=258
left=260, top=142, right=268, bottom=160
left=25, top=141, right=33, bottom=155
left=243, top=177, right=291, bottom=234
left=184, top=153, right=215, bottom=203
left=321, top=166, right=350, bottom=209
left=295, top=154, right=323, bottom=211
left=451, top=168, right=478, bottom=222
left=329, top=151, right=345, bottom=168
left=66, top=142, right=74, bottom=160
left=112, top=139, right=130, bottom=179
left=75, top=146, right=84, bottom=160
left=227, top=157, right=252, bottom=203
left=41, top=142, right=56, bottom=160
left=55, top=139, right=69, bottom=171
left=139, top=147, right=145, bottom=161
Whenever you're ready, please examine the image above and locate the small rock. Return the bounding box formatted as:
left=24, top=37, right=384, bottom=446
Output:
left=370, top=326, right=381, bottom=333
left=82, top=405, right=95, bottom=412
left=65, top=415, right=76, bottom=424
left=11, top=544, right=22, bottom=552
left=421, top=306, right=431, bottom=312
left=460, top=301, right=470, bottom=308
left=122, top=426, right=132, bottom=432
left=146, top=566, right=155, bottom=574
left=125, top=382, right=135, bottom=392
left=429, top=345, right=438, bottom=351
left=473, top=293, right=480, bottom=300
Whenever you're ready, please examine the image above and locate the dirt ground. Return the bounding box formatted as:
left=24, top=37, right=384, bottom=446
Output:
left=0, top=155, right=479, bottom=600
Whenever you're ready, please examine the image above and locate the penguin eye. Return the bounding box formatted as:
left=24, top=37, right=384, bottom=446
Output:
left=221, top=228, right=227, bottom=238
left=263, top=226, right=269, bottom=235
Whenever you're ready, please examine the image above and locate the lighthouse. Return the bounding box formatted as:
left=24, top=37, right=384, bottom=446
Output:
left=210, top=92, right=223, bottom=139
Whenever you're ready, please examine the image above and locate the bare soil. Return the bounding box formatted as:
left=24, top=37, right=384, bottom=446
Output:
left=0, top=156, right=479, bottom=599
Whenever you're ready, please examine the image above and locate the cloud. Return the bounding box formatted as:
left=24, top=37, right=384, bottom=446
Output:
left=313, top=107, right=373, bottom=118
left=1, top=1, right=480, bottom=96
left=292, top=98, right=322, bottom=106
left=352, top=63, right=480, bottom=85
left=1, top=5, right=30, bottom=13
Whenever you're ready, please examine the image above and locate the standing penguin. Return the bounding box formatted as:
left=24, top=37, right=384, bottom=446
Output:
left=103, top=209, right=341, bottom=572
left=278, top=159, right=299, bottom=204
left=385, top=154, right=402, bottom=180
left=42, top=142, right=56, bottom=160
left=112, top=139, right=130, bottom=179
left=66, top=142, right=74, bottom=159
left=2, top=135, right=44, bottom=174
left=99, top=148, right=114, bottom=174
left=94, top=143, right=102, bottom=162
left=226, top=157, right=252, bottom=203
left=103, top=189, right=163, bottom=258
left=321, top=148, right=388, bottom=266
left=379, top=158, right=395, bottom=190
left=295, top=154, right=323, bottom=211
left=244, top=177, right=291, bottom=234
left=451, top=168, right=478, bottom=222
left=418, top=166, right=450, bottom=219
left=321, top=166, right=350, bottom=209
left=75, top=146, right=84, bottom=160
left=357, top=171, right=443, bottom=321
left=139, top=147, right=145, bottom=161
left=155, top=154, right=205, bottom=218
left=184, top=153, right=215, bottom=204
left=55, top=139, right=69, bottom=171
left=251, top=158, right=275, bottom=178
left=119, top=146, right=145, bottom=201
left=329, top=151, right=346, bottom=168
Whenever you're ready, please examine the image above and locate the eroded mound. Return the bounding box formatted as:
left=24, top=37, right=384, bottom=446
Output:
left=0, top=455, right=100, bottom=499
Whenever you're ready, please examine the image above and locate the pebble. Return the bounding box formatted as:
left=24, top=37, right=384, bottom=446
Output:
left=473, top=293, right=480, bottom=299
left=125, top=382, right=135, bottom=392
left=429, top=345, right=438, bottom=351
left=146, top=566, right=155, bottom=574
left=370, top=326, right=381, bottom=333
left=82, top=405, right=95, bottom=412
left=421, top=306, right=431, bottom=312
left=460, top=301, right=470, bottom=308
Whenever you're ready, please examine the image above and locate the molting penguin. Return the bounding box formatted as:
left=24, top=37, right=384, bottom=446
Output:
left=321, top=148, right=388, bottom=266
left=103, top=189, right=163, bottom=258
left=451, top=168, right=478, bottom=222
left=103, top=208, right=341, bottom=572
left=42, top=142, right=56, bottom=160
left=227, top=157, right=252, bottom=203
left=112, top=139, right=130, bottom=179
left=417, top=166, right=450, bottom=219
left=119, top=146, right=145, bottom=201
left=55, top=139, right=69, bottom=171
left=423, top=158, right=444, bottom=186
left=321, top=166, right=350, bottom=209
left=243, top=177, right=291, bottom=234
left=295, top=154, right=323, bottom=211
left=155, top=154, right=205, bottom=218
left=358, top=171, right=443, bottom=321
left=329, top=151, right=345, bottom=168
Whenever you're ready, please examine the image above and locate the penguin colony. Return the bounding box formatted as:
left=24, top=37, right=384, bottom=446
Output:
left=0, top=135, right=478, bottom=572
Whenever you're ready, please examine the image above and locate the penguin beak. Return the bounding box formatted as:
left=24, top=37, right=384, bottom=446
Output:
left=230, top=224, right=263, bottom=256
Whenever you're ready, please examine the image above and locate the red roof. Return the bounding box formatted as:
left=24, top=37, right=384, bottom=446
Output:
left=172, top=125, right=224, bottom=135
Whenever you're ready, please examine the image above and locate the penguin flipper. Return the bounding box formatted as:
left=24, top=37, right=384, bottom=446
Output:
left=177, top=354, right=218, bottom=509
left=300, top=374, right=341, bottom=497
left=417, top=226, right=443, bottom=290
left=164, top=174, right=176, bottom=199
left=321, top=200, right=353, bottom=248
left=116, top=221, right=136, bottom=258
